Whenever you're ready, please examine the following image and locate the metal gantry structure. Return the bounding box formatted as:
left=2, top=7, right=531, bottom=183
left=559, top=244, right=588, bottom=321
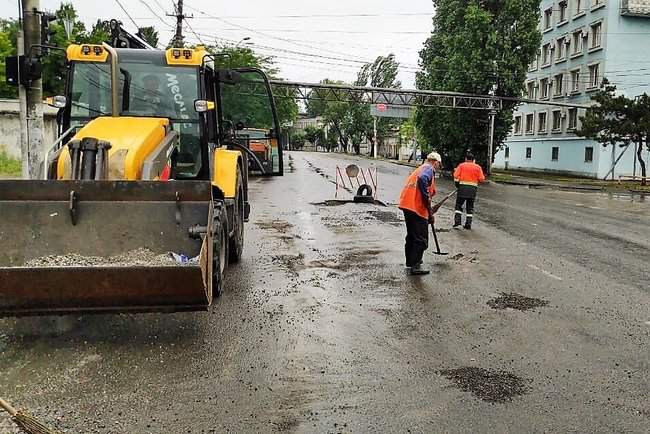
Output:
left=263, top=80, right=593, bottom=174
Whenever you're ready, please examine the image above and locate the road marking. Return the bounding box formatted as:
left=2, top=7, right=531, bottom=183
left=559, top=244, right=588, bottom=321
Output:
left=527, top=264, right=563, bottom=281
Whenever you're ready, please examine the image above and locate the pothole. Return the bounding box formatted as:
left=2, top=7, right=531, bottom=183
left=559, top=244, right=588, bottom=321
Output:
left=310, top=200, right=349, bottom=207
left=487, top=292, right=549, bottom=311
left=440, top=367, right=530, bottom=403
left=366, top=210, right=402, bottom=225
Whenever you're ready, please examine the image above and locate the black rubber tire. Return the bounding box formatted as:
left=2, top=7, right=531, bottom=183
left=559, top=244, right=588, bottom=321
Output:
left=356, top=184, right=373, bottom=197
left=229, top=168, right=245, bottom=263
left=212, top=203, right=229, bottom=299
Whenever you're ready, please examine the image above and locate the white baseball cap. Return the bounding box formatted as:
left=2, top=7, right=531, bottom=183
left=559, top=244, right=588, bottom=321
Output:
left=427, top=151, right=442, bottom=162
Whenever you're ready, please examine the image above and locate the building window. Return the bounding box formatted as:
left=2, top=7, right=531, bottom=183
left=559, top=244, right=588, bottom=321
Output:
left=568, top=108, right=578, bottom=130
left=538, top=112, right=548, bottom=133
left=554, top=73, right=564, bottom=96
left=542, top=43, right=552, bottom=66
left=556, top=38, right=566, bottom=61
left=572, top=30, right=584, bottom=55
left=552, top=110, right=563, bottom=131
left=559, top=1, right=568, bottom=23
left=552, top=147, right=559, bottom=161
left=514, top=116, right=522, bottom=135
left=526, top=81, right=536, bottom=99
left=544, top=8, right=553, bottom=30
left=592, top=0, right=604, bottom=9
left=590, top=22, right=602, bottom=49
left=526, top=147, right=532, bottom=159
left=585, top=146, right=594, bottom=162
left=575, top=0, right=585, bottom=16
left=525, top=113, right=535, bottom=134
left=505, top=147, right=510, bottom=159
left=529, top=56, right=538, bottom=72
left=571, top=69, right=581, bottom=93
left=588, top=63, right=600, bottom=89
left=540, top=78, right=550, bottom=99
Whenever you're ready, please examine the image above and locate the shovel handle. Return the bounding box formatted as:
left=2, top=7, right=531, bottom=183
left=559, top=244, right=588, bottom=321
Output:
left=0, top=398, right=18, bottom=417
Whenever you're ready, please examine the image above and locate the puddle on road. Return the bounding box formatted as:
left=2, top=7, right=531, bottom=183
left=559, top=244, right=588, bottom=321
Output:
left=440, top=367, right=530, bottom=403
left=487, top=292, right=549, bottom=311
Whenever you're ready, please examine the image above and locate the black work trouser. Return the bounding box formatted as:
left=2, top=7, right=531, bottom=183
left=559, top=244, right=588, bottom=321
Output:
left=454, top=196, right=475, bottom=226
left=402, top=209, right=429, bottom=267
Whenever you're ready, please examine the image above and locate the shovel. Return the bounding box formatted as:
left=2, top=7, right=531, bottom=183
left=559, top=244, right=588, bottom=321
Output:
left=430, top=223, right=448, bottom=256
left=428, top=190, right=456, bottom=256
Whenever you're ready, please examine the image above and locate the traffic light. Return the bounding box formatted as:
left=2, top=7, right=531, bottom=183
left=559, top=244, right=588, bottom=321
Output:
left=40, top=13, right=57, bottom=52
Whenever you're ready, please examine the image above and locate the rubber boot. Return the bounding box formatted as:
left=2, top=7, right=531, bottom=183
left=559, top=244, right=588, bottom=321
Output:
left=464, top=215, right=473, bottom=230
left=453, top=211, right=462, bottom=228
left=410, top=264, right=430, bottom=276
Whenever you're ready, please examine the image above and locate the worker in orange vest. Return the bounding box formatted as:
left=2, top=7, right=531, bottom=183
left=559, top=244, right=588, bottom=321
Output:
left=398, top=151, right=442, bottom=275
left=453, top=152, right=486, bottom=230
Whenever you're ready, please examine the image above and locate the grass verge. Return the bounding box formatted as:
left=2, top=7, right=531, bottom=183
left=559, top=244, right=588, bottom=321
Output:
left=0, top=148, right=21, bottom=177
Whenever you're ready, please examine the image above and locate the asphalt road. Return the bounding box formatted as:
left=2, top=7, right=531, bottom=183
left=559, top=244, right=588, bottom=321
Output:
left=1, top=151, right=648, bottom=433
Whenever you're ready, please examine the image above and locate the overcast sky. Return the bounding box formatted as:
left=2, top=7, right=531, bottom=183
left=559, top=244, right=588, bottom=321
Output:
left=1, top=0, right=435, bottom=88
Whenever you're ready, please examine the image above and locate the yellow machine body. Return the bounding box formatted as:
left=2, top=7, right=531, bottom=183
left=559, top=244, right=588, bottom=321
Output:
left=57, top=117, right=169, bottom=180
left=212, top=149, right=242, bottom=198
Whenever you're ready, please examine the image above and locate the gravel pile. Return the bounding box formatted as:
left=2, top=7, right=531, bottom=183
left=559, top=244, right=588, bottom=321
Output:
left=440, top=367, right=530, bottom=403
left=487, top=292, right=549, bottom=311
left=24, top=248, right=187, bottom=267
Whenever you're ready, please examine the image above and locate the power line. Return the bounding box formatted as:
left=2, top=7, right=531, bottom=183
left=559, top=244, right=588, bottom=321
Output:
left=182, top=1, right=414, bottom=67
left=184, top=17, right=204, bottom=46
left=190, top=12, right=434, bottom=19
left=138, top=0, right=173, bottom=28
left=114, top=0, right=141, bottom=30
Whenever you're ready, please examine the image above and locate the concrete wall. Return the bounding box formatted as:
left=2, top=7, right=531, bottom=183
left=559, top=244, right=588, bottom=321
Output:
left=0, top=99, right=59, bottom=160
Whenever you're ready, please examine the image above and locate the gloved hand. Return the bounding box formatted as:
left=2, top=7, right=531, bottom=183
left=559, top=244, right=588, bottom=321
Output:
left=428, top=213, right=435, bottom=224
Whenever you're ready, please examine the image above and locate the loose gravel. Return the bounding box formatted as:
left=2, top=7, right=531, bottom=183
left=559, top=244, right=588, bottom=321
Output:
left=440, top=367, right=530, bottom=403
left=24, top=248, right=185, bottom=267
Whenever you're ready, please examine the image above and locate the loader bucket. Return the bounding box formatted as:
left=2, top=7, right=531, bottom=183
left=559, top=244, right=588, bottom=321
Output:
left=0, top=180, right=214, bottom=317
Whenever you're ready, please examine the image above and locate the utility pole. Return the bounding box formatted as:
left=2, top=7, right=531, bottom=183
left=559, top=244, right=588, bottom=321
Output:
left=168, top=0, right=187, bottom=48
left=21, top=0, right=44, bottom=179
left=487, top=109, right=496, bottom=176
left=373, top=117, right=378, bottom=158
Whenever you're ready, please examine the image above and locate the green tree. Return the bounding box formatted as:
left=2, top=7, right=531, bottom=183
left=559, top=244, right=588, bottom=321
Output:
left=416, top=0, right=541, bottom=168
left=210, top=44, right=298, bottom=129
left=40, top=2, right=92, bottom=96
left=578, top=80, right=650, bottom=185
left=304, top=125, right=326, bottom=149
left=137, top=26, right=159, bottom=48
left=290, top=130, right=306, bottom=150
left=355, top=54, right=401, bottom=156
left=0, top=19, right=19, bottom=99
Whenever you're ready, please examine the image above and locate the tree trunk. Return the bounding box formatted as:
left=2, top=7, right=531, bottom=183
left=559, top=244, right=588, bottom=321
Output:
left=640, top=138, right=648, bottom=186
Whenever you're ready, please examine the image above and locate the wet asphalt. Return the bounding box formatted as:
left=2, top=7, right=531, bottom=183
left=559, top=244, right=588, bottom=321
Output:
left=1, top=151, right=648, bottom=433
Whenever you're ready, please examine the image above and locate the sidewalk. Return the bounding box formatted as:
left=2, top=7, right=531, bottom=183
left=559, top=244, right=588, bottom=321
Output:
left=302, top=151, right=649, bottom=194
left=491, top=170, right=650, bottom=193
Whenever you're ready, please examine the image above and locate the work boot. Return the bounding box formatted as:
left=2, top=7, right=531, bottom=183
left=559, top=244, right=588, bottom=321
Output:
left=454, top=212, right=462, bottom=228
left=410, top=264, right=430, bottom=276
left=464, top=216, right=473, bottom=230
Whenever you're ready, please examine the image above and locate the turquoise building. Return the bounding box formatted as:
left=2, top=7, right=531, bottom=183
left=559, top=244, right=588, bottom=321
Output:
left=494, top=0, right=650, bottom=179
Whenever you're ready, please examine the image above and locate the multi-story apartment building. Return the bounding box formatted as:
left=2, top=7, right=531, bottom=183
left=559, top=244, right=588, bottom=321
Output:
left=494, top=0, right=650, bottom=178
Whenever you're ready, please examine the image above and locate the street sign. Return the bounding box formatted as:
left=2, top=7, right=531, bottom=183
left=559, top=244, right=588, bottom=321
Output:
left=371, top=104, right=413, bottom=119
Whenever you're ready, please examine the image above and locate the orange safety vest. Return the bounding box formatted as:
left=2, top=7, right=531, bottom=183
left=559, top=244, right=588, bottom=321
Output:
left=399, top=164, right=436, bottom=219
left=453, top=162, right=485, bottom=186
